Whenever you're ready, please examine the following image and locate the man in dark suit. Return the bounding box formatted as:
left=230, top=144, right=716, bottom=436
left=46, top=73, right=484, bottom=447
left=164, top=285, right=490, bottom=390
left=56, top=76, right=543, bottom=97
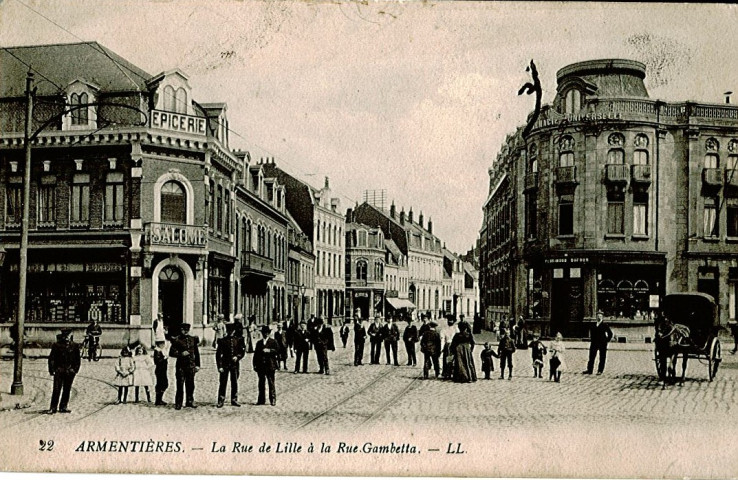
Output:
left=353, top=317, right=367, bottom=366
left=583, top=311, right=614, bottom=375
left=216, top=323, right=246, bottom=408
left=382, top=316, right=400, bottom=366
left=420, top=321, right=441, bottom=379
left=313, top=318, right=335, bottom=374
left=47, top=328, right=81, bottom=414
left=293, top=321, right=311, bottom=373
left=169, top=323, right=201, bottom=409
left=253, top=325, right=279, bottom=406
left=367, top=317, right=383, bottom=364
left=403, top=318, right=419, bottom=366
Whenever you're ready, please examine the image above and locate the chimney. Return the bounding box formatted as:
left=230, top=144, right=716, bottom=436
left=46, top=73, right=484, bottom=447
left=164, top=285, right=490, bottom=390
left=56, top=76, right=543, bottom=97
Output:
left=390, top=202, right=396, bottom=219
left=324, top=176, right=330, bottom=189
left=726, top=91, right=733, bottom=104
left=427, top=217, right=433, bottom=234
left=399, top=208, right=406, bottom=225
left=346, top=208, right=353, bottom=223
left=408, top=208, right=414, bottom=224
left=419, top=211, right=424, bottom=228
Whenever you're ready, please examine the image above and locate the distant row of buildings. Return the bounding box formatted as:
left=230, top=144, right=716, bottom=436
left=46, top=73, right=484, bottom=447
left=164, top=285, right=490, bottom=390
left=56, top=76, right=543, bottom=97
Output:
left=480, top=59, right=738, bottom=338
left=0, top=42, right=478, bottom=347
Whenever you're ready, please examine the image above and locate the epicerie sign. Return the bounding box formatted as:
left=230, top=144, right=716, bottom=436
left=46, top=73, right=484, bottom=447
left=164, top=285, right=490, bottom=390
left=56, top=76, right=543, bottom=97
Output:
left=150, top=110, right=207, bottom=136
left=148, top=223, right=207, bottom=248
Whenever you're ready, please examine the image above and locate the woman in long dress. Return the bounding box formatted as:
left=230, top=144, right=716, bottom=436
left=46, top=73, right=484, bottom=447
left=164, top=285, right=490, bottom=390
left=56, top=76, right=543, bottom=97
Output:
left=451, top=321, right=477, bottom=383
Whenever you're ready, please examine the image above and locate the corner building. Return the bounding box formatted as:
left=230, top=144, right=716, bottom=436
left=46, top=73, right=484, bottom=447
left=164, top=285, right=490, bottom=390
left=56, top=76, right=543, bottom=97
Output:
left=482, top=59, right=738, bottom=337
left=0, top=42, right=288, bottom=346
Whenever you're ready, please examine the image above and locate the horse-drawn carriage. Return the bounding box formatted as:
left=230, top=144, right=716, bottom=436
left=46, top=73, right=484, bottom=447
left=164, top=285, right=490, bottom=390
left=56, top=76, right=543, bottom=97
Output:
left=654, top=292, right=722, bottom=385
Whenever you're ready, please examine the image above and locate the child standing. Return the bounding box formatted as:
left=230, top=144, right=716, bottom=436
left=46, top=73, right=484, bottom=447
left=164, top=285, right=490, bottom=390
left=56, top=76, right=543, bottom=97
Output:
left=548, top=332, right=566, bottom=382
left=529, top=334, right=547, bottom=378
left=497, top=328, right=516, bottom=380
left=480, top=342, right=498, bottom=379
left=132, top=345, right=154, bottom=402
left=153, top=340, right=169, bottom=405
left=114, top=347, right=135, bottom=404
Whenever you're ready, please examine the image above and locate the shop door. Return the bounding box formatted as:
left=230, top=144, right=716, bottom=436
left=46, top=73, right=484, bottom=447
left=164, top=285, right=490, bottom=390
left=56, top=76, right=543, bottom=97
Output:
left=159, top=266, right=184, bottom=333
left=551, top=268, right=584, bottom=337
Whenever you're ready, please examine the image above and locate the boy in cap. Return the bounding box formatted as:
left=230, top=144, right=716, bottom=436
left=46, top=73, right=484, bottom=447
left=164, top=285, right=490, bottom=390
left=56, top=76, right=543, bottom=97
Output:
left=153, top=340, right=169, bottom=405
left=497, top=327, right=516, bottom=380
left=47, top=328, right=81, bottom=414
left=480, top=342, right=498, bottom=380
left=169, top=323, right=200, bottom=409
left=253, top=325, right=279, bottom=406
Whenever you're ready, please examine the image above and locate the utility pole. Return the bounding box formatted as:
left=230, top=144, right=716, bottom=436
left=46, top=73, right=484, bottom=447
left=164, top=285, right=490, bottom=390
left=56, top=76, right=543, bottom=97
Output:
left=11, top=71, right=34, bottom=395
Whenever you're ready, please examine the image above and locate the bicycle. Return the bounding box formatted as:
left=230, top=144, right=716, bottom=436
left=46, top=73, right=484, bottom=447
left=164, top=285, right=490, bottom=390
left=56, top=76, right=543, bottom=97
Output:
left=82, top=334, right=102, bottom=362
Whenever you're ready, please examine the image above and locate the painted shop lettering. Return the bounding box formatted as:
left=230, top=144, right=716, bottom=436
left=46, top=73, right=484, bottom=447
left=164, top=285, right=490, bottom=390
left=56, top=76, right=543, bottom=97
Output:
left=149, top=224, right=207, bottom=247
left=151, top=110, right=206, bottom=136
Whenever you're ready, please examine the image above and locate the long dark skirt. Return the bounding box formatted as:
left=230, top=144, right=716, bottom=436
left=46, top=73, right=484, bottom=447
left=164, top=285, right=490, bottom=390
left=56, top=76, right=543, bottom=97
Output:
left=453, top=344, right=477, bottom=383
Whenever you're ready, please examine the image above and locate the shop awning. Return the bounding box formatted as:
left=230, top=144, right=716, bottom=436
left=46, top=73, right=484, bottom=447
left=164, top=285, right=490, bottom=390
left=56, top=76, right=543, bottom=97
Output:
left=386, top=298, right=416, bottom=310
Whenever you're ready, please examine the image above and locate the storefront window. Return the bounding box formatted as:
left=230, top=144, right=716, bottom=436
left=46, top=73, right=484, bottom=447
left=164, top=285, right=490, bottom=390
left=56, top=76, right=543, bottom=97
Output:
left=597, top=267, right=660, bottom=320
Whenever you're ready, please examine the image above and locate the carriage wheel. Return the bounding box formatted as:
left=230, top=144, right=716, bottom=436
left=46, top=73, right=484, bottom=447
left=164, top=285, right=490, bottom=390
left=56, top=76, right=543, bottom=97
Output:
left=708, top=338, right=722, bottom=382
left=654, top=345, right=667, bottom=380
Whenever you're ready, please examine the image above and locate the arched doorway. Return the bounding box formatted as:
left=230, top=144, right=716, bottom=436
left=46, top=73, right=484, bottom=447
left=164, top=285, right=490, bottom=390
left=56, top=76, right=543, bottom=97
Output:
left=158, top=265, right=184, bottom=333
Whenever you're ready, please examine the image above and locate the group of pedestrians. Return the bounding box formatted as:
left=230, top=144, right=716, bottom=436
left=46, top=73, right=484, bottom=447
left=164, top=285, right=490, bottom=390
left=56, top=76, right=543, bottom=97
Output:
left=44, top=311, right=615, bottom=414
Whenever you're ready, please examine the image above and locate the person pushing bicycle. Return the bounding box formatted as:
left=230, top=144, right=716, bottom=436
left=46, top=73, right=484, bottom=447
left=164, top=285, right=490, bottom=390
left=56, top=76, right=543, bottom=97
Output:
left=84, top=318, right=103, bottom=361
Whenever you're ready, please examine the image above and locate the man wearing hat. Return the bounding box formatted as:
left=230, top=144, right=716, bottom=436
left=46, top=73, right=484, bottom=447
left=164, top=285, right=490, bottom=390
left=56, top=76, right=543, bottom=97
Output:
left=583, top=310, right=613, bottom=375
left=169, top=323, right=201, bottom=409
left=367, top=316, right=384, bottom=364
left=312, top=318, right=335, bottom=374
left=216, top=323, right=246, bottom=408
left=353, top=317, right=367, bottom=366
left=381, top=316, right=400, bottom=366
left=47, top=328, right=81, bottom=414
left=420, top=320, right=441, bottom=379
left=293, top=321, right=311, bottom=373
left=253, top=325, right=279, bottom=405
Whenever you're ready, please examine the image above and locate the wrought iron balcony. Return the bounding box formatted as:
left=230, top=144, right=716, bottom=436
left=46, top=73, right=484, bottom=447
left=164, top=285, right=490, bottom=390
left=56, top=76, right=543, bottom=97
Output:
left=703, top=168, right=723, bottom=187
left=524, top=172, right=539, bottom=192
left=604, top=164, right=630, bottom=184
left=240, top=251, right=275, bottom=280
left=631, top=165, right=652, bottom=184
left=726, top=169, right=738, bottom=188
left=555, top=166, right=578, bottom=185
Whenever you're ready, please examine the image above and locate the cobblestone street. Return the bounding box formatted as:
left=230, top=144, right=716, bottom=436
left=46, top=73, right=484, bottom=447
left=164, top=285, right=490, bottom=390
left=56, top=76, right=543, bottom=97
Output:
left=2, top=333, right=738, bottom=477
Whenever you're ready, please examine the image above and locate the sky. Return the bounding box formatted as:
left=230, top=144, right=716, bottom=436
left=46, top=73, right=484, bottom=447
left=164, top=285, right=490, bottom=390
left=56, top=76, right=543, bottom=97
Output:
left=2, top=1, right=738, bottom=252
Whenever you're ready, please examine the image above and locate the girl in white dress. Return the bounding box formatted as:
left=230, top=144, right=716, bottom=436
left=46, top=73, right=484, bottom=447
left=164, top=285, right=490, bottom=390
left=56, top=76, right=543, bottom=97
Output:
left=132, top=345, right=155, bottom=402
left=548, top=332, right=566, bottom=382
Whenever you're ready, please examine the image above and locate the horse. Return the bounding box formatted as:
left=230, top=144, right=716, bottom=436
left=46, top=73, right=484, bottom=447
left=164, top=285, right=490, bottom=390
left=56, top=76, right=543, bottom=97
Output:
left=654, top=318, right=692, bottom=388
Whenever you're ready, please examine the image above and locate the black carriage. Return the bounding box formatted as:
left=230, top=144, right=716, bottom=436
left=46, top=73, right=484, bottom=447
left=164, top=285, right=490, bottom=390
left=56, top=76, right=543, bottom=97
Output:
left=654, top=292, right=722, bottom=384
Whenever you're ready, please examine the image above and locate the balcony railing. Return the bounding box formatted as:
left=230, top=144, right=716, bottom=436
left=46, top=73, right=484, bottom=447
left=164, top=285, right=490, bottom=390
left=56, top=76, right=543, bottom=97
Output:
left=726, top=169, right=738, bottom=188
left=631, top=164, right=652, bottom=184
left=703, top=168, right=723, bottom=187
left=240, top=251, right=274, bottom=279
left=143, top=222, right=208, bottom=248
left=524, top=172, right=539, bottom=192
left=604, top=164, right=629, bottom=184
left=555, top=166, right=578, bottom=185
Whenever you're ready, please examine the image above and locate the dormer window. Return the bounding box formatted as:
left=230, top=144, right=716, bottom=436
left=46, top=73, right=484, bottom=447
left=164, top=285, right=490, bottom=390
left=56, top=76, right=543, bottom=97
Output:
left=162, top=85, right=188, bottom=114
left=564, top=89, right=581, bottom=115
left=64, top=81, right=98, bottom=130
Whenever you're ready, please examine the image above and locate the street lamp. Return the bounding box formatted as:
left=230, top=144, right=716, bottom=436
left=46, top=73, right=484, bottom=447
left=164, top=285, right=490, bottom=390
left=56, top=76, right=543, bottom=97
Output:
left=299, top=283, right=306, bottom=322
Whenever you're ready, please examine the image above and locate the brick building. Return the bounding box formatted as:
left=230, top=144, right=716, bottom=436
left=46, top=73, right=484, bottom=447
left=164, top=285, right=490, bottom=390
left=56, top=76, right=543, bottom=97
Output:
left=481, top=59, right=738, bottom=337
left=344, top=211, right=386, bottom=319
left=0, top=42, right=291, bottom=346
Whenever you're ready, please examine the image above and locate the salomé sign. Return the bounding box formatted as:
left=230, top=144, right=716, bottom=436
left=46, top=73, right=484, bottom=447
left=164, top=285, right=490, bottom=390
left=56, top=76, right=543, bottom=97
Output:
left=151, top=110, right=207, bottom=136
left=145, top=223, right=207, bottom=248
